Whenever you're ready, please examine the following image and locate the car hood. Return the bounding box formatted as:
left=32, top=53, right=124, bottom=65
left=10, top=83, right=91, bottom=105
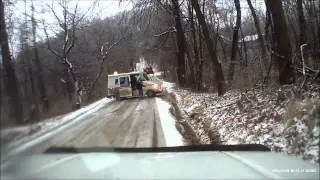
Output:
left=1, top=151, right=319, bottom=179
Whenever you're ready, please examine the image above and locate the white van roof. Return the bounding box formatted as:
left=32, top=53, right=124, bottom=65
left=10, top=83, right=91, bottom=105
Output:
left=108, top=71, right=142, bottom=77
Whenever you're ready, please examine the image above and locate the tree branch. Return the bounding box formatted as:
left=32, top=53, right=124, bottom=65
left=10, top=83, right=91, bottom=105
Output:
left=42, top=21, right=62, bottom=60
left=154, top=27, right=176, bottom=37
left=266, top=43, right=284, bottom=59
left=88, top=37, right=124, bottom=97
left=47, top=4, right=64, bottom=30
left=300, top=44, right=308, bottom=89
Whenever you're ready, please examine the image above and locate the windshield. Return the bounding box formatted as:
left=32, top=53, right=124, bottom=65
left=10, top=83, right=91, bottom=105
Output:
left=1, top=0, right=319, bottom=178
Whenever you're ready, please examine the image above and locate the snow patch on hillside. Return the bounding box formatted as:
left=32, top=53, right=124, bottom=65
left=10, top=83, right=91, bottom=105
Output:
left=172, top=82, right=320, bottom=164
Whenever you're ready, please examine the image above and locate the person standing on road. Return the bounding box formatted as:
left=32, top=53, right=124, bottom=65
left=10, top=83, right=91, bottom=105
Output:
left=136, top=75, right=144, bottom=99
left=131, top=75, right=137, bottom=91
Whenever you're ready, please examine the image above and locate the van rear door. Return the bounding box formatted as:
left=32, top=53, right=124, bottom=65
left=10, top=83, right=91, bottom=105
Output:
left=118, top=75, right=132, bottom=97
left=108, top=76, right=119, bottom=96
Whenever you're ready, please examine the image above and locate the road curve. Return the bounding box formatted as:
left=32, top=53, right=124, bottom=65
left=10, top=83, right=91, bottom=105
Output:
left=1, top=97, right=167, bottom=166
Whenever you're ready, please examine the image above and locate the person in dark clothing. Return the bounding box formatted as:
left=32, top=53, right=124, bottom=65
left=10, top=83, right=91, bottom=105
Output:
left=131, top=75, right=137, bottom=91
left=136, top=76, right=144, bottom=99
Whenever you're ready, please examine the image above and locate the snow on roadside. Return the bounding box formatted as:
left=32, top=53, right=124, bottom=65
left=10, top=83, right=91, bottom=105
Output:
left=155, top=97, right=184, bottom=147
left=162, top=81, right=176, bottom=93
left=170, top=82, right=320, bottom=164
left=1, top=98, right=113, bottom=150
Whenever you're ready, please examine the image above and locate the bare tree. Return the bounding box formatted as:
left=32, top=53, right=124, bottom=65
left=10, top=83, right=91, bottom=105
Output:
left=187, top=2, right=201, bottom=90
left=227, top=0, right=241, bottom=82
left=44, top=0, right=91, bottom=109
left=21, top=0, right=39, bottom=121
left=296, top=0, right=307, bottom=61
left=266, top=0, right=295, bottom=84
left=246, top=0, right=269, bottom=69
left=30, top=0, right=49, bottom=112
left=171, top=0, right=187, bottom=87
left=305, top=0, right=320, bottom=69
left=0, top=0, right=23, bottom=124
left=190, top=0, right=225, bottom=95
left=88, top=38, right=123, bottom=100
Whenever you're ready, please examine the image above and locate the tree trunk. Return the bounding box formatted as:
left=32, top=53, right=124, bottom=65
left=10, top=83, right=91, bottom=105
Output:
left=20, top=60, right=29, bottom=102
left=171, top=0, right=186, bottom=87
left=182, top=24, right=195, bottom=87
left=266, top=0, right=295, bottom=84
left=184, top=40, right=196, bottom=88
left=31, top=0, right=49, bottom=113
left=25, top=49, right=39, bottom=122
left=317, top=0, right=320, bottom=69
left=240, top=27, right=248, bottom=67
left=307, top=0, right=319, bottom=69
left=63, top=66, right=74, bottom=102
left=188, top=3, right=201, bottom=91
left=246, top=0, right=269, bottom=69
left=0, top=0, right=23, bottom=124
left=297, top=0, right=307, bottom=47
left=24, top=0, right=39, bottom=122
left=227, top=0, right=241, bottom=82
left=198, top=23, right=204, bottom=91
left=313, top=0, right=320, bottom=69
left=63, top=58, right=82, bottom=109
left=297, top=0, right=308, bottom=66
left=196, top=0, right=205, bottom=91
left=171, top=32, right=180, bottom=84
left=287, top=15, right=299, bottom=53
left=190, top=0, right=225, bottom=95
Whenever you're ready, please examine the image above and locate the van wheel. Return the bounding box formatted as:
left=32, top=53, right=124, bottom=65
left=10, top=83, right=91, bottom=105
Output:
left=146, top=90, right=156, bottom=97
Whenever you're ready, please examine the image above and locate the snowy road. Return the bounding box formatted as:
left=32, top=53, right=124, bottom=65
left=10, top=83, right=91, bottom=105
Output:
left=1, top=97, right=183, bottom=168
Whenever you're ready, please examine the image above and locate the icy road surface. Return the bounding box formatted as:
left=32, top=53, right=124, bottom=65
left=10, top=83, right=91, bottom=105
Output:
left=1, top=97, right=183, bottom=168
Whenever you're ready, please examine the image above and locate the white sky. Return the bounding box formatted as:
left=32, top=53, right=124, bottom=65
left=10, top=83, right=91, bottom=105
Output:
left=5, top=0, right=266, bottom=56
left=14, top=0, right=132, bottom=20
left=216, top=0, right=266, bottom=21
left=7, top=0, right=133, bottom=54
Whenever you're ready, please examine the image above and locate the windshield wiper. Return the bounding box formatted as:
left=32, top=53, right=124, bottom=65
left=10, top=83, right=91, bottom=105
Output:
left=44, top=144, right=270, bottom=153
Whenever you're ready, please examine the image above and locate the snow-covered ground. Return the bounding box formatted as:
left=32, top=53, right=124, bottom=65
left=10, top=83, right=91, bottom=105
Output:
left=163, top=81, right=320, bottom=164
left=1, top=98, right=114, bottom=151
left=155, top=97, right=184, bottom=146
